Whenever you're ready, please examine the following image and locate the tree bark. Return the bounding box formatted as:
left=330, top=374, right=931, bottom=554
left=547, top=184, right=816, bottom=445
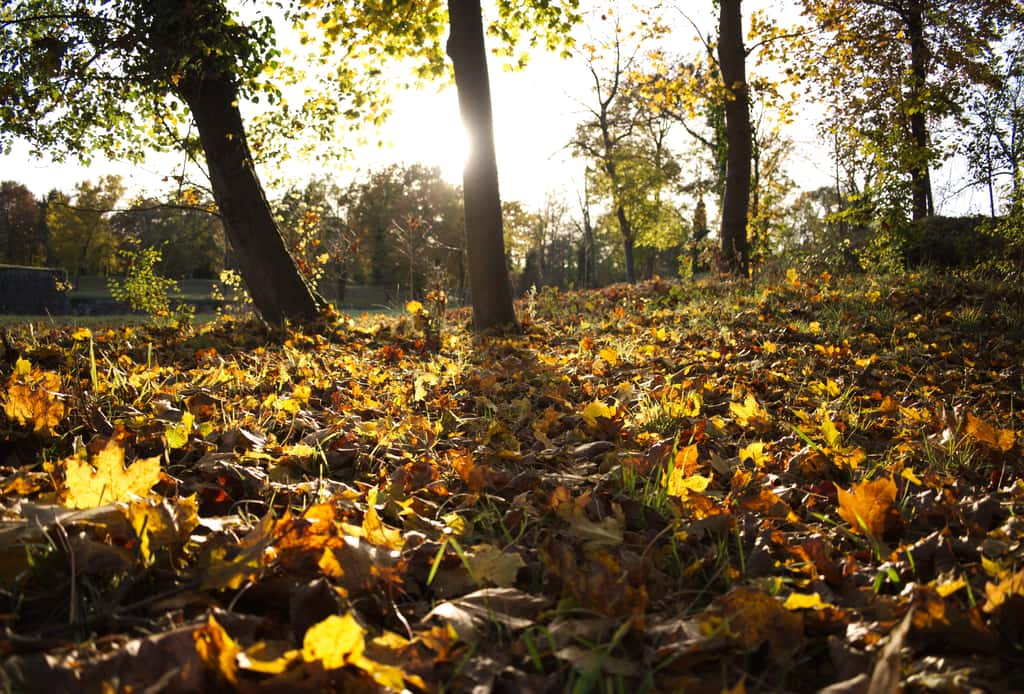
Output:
left=616, top=204, right=636, bottom=283
left=905, top=0, right=934, bottom=220
left=447, top=0, right=517, bottom=331
left=177, top=73, right=321, bottom=326
left=718, top=0, right=752, bottom=277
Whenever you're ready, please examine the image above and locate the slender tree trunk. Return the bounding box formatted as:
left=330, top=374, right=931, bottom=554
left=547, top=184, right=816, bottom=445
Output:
left=177, top=73, right=321, bottom=326
left=618, top=204, right=636, bottom=284
left=447, top=0, right=517, bottom=331
left=906, top=0, right=934, bottom=220
left=606, top=158, right=637, bottom=282
left=718, top=0, right=752, bottom=277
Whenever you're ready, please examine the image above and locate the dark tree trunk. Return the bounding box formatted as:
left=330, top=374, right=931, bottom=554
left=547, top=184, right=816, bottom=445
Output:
left=447, top=0, right=517, bottom=331
left=906, top=0, right=934, bottom=220
left=718, top=0, right=752, bottom=277
left=177, top=73, right=321, bottom=325
left=617, top=204, right=636, bottom=284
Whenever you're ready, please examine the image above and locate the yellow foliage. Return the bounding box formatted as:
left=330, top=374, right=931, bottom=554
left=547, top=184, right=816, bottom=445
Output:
left=3, top=358, right=65, bottom=436
left=62, top=438, right=161, bottom=509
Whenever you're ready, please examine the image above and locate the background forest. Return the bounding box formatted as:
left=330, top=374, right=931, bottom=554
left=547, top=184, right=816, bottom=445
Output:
left=1, top=0, right=1021, bottom=317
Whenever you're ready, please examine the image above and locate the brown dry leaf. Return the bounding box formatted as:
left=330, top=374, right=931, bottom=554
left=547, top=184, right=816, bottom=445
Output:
left=467, top=544, right=526, bottom=587
left=424, top=587, right=550, bottom=642
left=867, top=608, right=913, bottom=694
left=965, top=411, right=1015, bottom=452
left=61, top=438, right=161, bottom=509
left=835, top=477, right=897, bottom=540
left=3, top=358, right=64, bottom=435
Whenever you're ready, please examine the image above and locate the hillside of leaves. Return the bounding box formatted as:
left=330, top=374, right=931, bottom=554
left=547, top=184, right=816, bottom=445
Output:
left=2, top=270, right=1023, bottom=693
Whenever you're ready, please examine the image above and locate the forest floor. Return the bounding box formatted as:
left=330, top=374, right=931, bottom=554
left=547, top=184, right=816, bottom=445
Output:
left=1, top=269, right=1023, bottom=693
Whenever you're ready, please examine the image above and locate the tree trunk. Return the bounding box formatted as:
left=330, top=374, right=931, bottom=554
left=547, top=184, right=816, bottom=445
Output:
left=906, top=0, right=934, bottom=220
left=619, top=204, right=636, bottom=284
left=718, top=0, right=752, bottom=277
left=177, top=72, right=321, bottom=326
left=447, top=0, right=517, bottom=331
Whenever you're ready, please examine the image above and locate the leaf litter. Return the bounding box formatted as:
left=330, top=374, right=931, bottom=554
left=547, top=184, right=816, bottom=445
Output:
left=1, top=271, right=1023, bottom=691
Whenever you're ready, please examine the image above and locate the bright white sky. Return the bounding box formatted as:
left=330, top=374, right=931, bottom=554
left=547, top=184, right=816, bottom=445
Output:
left=0, top=2, right=992, bottom=217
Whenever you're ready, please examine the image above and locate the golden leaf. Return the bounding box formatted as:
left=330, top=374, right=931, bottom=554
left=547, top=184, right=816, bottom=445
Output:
left=125, top=495, right=199, bottom=565
left=820, top=415, right=841, bottom=449
left=835, top=477, right=897, bottom=540
left=3, top=362, right=64, bottom=436
left=165, top=411, right=194, bottom=450
left=782, top=592, right=831, bottom=610
left=598, top=346, right=619, bottom=366
left=666, top=444, right=710, bottom=496
left=965, top=412, right=1015, bottom=452
left=739, top=441, right=768, bottom=467
left=581, top=400, right=616, bottom=427
left=302, top=613, right=366, bottom=669
left=983, top=568, right=1024, bottom=614
left=62, top=439, right=161, bottom=509
left=362, top=488, right=404, bottom=551
left=729, top=393, right=770, bottom=430
left=194, top=616, right=241, bottom=685
left=406, top=300, right=424, bottom=314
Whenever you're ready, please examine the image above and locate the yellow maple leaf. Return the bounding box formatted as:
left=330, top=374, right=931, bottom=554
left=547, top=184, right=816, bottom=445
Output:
left=362, top=488, right=405, bottom=550
left=666, top=444, right=710, bottom=496
left=984, top=568, right=1024, bottom=614
left=820, top=414, right=842, bottom=449
left=71, top=327, right=93, bottom=341
left=598, top=346, right=619, bottom=366
left=581, top=400, right=616, bottom=427
left=303, top=613, right=365, bottom=669
left=3, top=360, right=65, bottom=436
left=406, top=300, right=424, bottom=314
left=165, top=411, right=195, bottom=450
left=729, top=393, right=770, bottom=430
left=739, top=441, right=768, bottom=467
left=62, top=438, right=161, bottom=509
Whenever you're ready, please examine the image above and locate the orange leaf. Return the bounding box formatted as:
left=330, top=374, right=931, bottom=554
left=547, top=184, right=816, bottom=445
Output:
left=965, top=412, right=1015, bottom=452
left=3, top=359, right=64, bottom=435
left=835, top=477, right=897, bottom=540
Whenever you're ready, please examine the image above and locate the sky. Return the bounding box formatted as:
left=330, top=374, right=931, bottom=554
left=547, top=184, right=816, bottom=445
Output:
left=0, top=2, right=995, bottom=218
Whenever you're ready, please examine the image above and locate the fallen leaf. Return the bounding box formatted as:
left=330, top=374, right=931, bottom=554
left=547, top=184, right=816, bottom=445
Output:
left=3, top=358, right=64, bottom=435
left=965, top=412, right=1015, bottom=452
left=836, top=477, right=898, bottom=540
left=424, top=587, right=550, bottom=642
left=730, top=393, right=770, bottom=430
left=467, top=544, right=526, bottom=587
left=62, top=438, right=161, bottom=509
left=783, top=592, right=832, bottom=610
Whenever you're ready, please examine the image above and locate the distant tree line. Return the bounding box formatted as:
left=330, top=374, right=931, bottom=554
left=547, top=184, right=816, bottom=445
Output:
left=2, top=1, right=1022, bottom=326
